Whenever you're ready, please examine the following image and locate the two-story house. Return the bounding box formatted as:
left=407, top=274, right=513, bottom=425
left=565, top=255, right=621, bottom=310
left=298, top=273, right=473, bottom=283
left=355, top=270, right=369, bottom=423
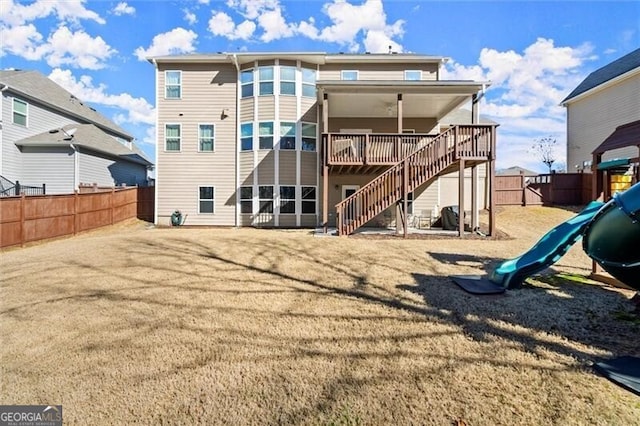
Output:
left=149, top=52, right=497, bottom=236
left=0, top=70, right=152, bottom=195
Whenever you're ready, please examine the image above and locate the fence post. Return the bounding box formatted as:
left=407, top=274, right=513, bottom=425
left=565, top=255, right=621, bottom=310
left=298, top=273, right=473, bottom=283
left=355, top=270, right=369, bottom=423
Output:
left=110, top=187, right=115, bottom=225
left=42, top=183, right=46, bottom=195
left=20, top=192, right=26, bottom=247
left=521, top=172, right=526, bottom=206
left=74, top=190, right=79, bottom=235
left=15, top=181, right=21, bottom=196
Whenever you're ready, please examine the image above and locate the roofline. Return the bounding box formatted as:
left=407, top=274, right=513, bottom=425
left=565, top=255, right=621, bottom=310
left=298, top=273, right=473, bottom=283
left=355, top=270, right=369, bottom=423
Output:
left=15, top=140, right=152, bottom=166
left=561, top=66, right=640, bottom=106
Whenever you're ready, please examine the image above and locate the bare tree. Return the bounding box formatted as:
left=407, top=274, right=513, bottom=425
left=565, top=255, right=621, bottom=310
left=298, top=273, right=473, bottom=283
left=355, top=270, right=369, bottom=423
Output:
left=531, top=137, right=557, bottom=173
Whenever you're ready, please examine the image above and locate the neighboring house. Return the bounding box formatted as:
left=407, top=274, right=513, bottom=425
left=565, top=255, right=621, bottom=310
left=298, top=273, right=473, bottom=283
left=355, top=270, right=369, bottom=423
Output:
left=149, top=52, right=497, bottom=235
left=496, top=166, right=538, bottom=177
left=562, top=48, right=640, bottom=170
left=0, top=70, right=152, bottom=195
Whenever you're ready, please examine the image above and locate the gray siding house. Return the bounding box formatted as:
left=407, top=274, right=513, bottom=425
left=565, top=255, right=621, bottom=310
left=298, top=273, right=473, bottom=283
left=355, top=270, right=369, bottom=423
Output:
left=0, top=70, right=152, bottom=195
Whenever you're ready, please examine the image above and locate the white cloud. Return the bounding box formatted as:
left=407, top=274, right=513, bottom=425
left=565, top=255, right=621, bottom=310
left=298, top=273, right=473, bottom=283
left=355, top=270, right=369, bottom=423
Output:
left=183, top=9, right=197, bottom=25
left=208, top=11, right=256, bottom=40
left=226, top=0, right=279, bottom=20
left=49, top=68, right=155, bottom=126
left=257, top=7, right=295, bottom=42
left=0, top=0, right=105, bottom=26
left=113, top=2, right=135, bottom=16
left=134, top=27, right=198, bottom=61
left=0, top=24, right=47, bottom=59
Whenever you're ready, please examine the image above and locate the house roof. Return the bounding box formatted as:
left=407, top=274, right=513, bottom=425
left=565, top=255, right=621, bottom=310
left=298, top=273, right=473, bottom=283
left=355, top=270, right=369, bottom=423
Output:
left=592, top=119, right=640, bottom=155
left=562, top=48, right=640, bottom=104
left=496, top=166, right=539, bottom=177
left=0, top=70, right=133, bottom=140
left=15, top=123, right=152, bottom=167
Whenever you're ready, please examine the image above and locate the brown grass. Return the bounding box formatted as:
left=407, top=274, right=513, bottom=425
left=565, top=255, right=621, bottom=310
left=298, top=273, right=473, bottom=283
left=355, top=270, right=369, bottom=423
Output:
left=1, top=206, right=639, bottom=425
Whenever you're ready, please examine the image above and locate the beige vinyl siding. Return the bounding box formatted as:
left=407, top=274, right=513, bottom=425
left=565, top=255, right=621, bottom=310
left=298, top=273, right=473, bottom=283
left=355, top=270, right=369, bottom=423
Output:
left=300, top=214, right=317, bottom=227
left=240, top=98, right=254, bottom=122
left=300, top=152, right=317, bottom=185
left=256, top=151, right=275, bottom=184
left=156, top=63, right=237, bottom=226
left=319, top=63, right=438, bottom=81
left=566, top=73, right=640, bottom=168
left=300, top=104, right=317, bottom=123
left=279, top=97, right=297, bottom=121
left=257, top=97, right=275, bottom=120
left=279, top=215, right=296, bottom=227
left=20, top=146, right=74, bottom=194
left=439, top=166, right=488, bottom=210
left=279, top=151, right=296, bottom=184
left=412, top=182, right=439, bottom=217
left=239, top=152, right=254, bottom=186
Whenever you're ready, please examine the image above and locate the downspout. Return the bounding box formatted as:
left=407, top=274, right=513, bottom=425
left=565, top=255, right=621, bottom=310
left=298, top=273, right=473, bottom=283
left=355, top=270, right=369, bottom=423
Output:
left=69, top=143, right=79, bottom=192
left=0, top=85, right=8, bottom=176
left=231, top=54, right=241, bottom=228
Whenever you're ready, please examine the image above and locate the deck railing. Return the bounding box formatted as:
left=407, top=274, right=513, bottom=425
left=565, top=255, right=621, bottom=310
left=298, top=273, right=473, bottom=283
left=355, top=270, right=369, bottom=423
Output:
left=334, top=125, right=495, bottom=235
left=323, top=133, right=436, bottom=165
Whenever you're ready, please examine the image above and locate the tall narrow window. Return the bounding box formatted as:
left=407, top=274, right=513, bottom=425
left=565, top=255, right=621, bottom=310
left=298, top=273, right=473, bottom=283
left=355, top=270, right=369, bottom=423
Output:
left=259, top=122, right=274, bottom=150
left=258, top=66, right=274, bottom=95
left=199, top=186, right=215, bottom=213
left=241, top=69, right=254, bottom=98
left=199, top=124, right=215, bottom=152
left=165, top=124, right=181, bottom=151
left=241, top=123, right=253, bottom=151
left=258, top=186, right=274, bottom=214
left=341, top=70, right=358, bottom=81
left=301, top=123, right=317, bottom=152
left=280, top=186, right=295, bottom=214
left=404, top=70, right=422, bottom=81
left=280, top=122, right=296, bottom=150
left=12, top=98, right=28, bottom=126
left=280, top=66, right=296, bottom=95
left=302, top=68, right=316, bottom=98
left=165, top=71, right=181, bottom=98
left=240, top=187, right=253, bottom=214
left=302, top=187, right=316, bottom=214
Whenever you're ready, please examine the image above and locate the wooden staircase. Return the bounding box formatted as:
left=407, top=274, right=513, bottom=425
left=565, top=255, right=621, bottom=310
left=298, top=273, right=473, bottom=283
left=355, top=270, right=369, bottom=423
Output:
left=334, top=125, right=495, bottom=236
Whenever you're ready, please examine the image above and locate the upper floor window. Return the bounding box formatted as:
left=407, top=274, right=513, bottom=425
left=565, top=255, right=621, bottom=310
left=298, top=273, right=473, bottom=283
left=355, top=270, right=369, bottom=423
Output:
left=199, top=186, right=215, bottom=214
left=341, top=70, right=358, bottom=81
left=241, top=123, right=253, bottom=151
left=404, top=70, right=422, bottom=81
left=302, top=68, right=316, bottom=98
left=258, top=66, right=274, bottom=95
left=241, top=69, right=254, bottom=98
left=165, top=124, right=181, bottom=151
left=199, top=124, right=215, bottom=152
left=279, top=122, right=296, bottom=150
left=259, top=122, right=274, bottom=149
left=165, top=71, right=181, bottom=98
left=301, top=123, right=317, bottom=152
left=280, top=66, right=296, bottom=96
left=12, top=98, right=28, bottom=126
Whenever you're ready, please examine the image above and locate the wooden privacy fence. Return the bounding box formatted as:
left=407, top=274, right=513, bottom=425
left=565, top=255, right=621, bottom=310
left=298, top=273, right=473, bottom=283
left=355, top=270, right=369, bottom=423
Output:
left=496, top=173, right=593, bottom=206
left=0, top=186, right=154, bottom=248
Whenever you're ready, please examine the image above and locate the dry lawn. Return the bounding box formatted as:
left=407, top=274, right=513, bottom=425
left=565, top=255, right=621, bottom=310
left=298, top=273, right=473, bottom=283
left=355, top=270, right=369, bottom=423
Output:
left=1, top=206, right=639, bottom=425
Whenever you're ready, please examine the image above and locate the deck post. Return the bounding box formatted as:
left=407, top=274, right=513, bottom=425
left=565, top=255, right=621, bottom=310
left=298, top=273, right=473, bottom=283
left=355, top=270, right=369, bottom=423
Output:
left=397, top=94, right=403, bottom=133
left=403, top=159, right=408, bottom=238
left=322, top=93, right=329, bottom=234
left=471, top=165, right=478, bottom=231
left=488, top=127, right=496, bottom=236
left=458, top=158, right=465, bottom=238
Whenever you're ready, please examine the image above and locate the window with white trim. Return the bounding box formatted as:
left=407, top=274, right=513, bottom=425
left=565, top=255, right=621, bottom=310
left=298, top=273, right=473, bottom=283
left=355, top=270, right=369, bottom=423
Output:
left=279, top=186, right=295, bottom=214
left=302, top=187, right=316, bottom=214
left=301, top=122, right=317, bottom=152
left=241, top=123, right=253, bottom=151
left=241, top=69, right=254, bottom=98
left=165, top=71, right=181, bottom=98
left=199, top=186, right=215, bottom=214
left=259, top=122, right=274, bottom=150
left=165, top=124, right=181, bottom=151
left=280, top=66, right=296, bottom=95
left=341, top=70, right=358, bottom=80
left=240, top=187, right=253, bottom=214
left=12, top=98, right=28, bottom=126
left=280, top=122, right=296, bottom=150
left=199, top=124, right=215, bottom=151
left=259, top=66, right=274, bottom=95
left=404, top=70, right=422, bottom=81
left=302, top=68, right=316, bottom=97
left=258, top=186, right=274, bottom=214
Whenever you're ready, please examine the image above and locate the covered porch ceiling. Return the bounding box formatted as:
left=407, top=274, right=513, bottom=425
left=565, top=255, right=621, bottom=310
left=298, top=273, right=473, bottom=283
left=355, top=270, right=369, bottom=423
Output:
left=317, top=80, right=488, bottom=120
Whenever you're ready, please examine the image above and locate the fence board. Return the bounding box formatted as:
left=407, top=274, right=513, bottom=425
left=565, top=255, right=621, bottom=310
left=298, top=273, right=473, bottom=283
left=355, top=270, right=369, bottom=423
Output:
left=496, top=173, right=592, bottom=207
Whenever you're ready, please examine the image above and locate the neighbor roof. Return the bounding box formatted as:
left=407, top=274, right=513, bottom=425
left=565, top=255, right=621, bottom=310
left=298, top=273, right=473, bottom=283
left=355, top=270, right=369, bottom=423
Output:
left=15, top=123, right=152, bottom=166
left=0, top=70, right=132, bottom=140
left=496, top=166, right=539, bottom=176
left=592, top=119, right=640, bottom=156
left=562, top=48, right=640, bottom=104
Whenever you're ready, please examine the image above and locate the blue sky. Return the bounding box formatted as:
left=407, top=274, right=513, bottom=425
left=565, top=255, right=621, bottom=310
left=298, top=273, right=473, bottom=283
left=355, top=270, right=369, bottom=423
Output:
left=1, top=0, right=639, bottom=172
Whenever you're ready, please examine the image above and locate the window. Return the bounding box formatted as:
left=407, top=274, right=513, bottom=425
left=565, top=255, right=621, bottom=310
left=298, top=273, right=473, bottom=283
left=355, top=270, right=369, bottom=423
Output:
left=259, top=122, right=274, bottom=150
left=302, top=187, right=316, bottom=214
left=165, top=71, right=181, bottom=98
left=401, top=192, right=414, bottom=215
left=280, top=186, right=295, bottom=214
left=258, top=186, right=274, bottom=214
left=280, top=66, right=296, bottom=95
left=302, top=68, right=316, bottom=98
left=241, top=69, right=254, bottom=98
left=240, top=187, right=253, bottom=214
left=301, top=123, right=317, bottom=151
left=258, top=66, right=274, bottom=95
left=404, top=70, right=422, bottom=81
left=280, top=122, right=296, bottom=150
left=241, top=123, right=253, bottom=151
left=199, top=186, right=215, bottom=214
left=12, top=98, right=28, bottom=126
left=165, top=124, right=181, bottom=151
left=341, top=70, right=358, bottom=80
left=199, top=124, right=215, bottom=151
